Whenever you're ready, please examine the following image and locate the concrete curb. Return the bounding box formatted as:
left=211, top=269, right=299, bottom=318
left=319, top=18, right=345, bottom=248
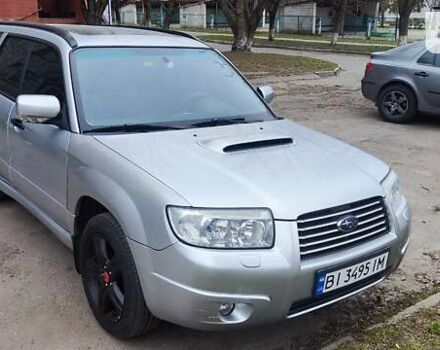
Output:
left=314, top=66, right=343, bottom=77
left=388, top=291, right=440, bottom=325
left=319, top=290, right=440, bottom=350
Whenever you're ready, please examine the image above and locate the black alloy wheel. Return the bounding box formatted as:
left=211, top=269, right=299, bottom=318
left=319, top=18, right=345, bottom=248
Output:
left=80, top=213, right=159, bottom=338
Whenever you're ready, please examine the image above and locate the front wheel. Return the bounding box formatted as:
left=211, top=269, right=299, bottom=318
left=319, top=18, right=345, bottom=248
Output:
left=377, top=84, right=417, bottom=123
left=79, top=213, right=159, bottom=339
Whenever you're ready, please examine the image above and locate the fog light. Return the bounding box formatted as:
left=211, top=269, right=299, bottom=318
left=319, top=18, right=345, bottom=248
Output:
left=219, top=303, right=235, bottom=317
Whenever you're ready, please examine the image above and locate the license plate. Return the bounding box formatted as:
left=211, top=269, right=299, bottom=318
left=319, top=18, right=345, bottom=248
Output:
left=314, top=251, right=389, bottom=297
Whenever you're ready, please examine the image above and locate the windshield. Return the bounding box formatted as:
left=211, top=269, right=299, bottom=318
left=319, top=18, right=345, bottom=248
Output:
left=71, top=48, right=274, bottom=132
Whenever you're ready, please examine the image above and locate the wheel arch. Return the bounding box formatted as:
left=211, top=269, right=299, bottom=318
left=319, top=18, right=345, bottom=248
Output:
left=73, top=196, right=111, bottom=273
left=68, top=166, right=156, bottom=272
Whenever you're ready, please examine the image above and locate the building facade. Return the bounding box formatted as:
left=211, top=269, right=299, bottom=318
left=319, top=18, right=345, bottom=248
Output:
left=0, top=0, right=84, bottom=23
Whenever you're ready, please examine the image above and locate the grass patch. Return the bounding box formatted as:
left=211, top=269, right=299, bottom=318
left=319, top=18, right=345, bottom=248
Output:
left=270, top=32, right=396, bottom=45
left=338, top=308, right=440, bottom=350
left=312, top=286, right=440, bottom=349
left=198, top=34, right=395, bottom=55
left=184, top=27, right=397, bottom=45
left=223, top=51, right=338, bottom=76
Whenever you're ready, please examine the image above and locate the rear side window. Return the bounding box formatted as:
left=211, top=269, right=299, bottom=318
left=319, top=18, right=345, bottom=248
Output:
left=418, top=51, right=436, bottom=65
left=0, top=37, right=31, bottom=99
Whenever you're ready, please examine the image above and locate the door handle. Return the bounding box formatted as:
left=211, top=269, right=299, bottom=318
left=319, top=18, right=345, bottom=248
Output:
left=415, top=71, right=430, bottom=78
left=11, top=118, right=25, bottom=130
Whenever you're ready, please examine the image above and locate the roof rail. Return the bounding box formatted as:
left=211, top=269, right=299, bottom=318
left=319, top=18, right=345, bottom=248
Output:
left=0, top=21, right=78, bottom=47
left=99, top=24, right=202, bottom=43
left=0, top=22, right=202, bottom=48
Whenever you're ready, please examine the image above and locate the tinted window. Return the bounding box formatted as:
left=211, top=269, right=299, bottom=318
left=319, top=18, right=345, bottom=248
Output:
left=0, top=37, right=31, bottom=98
left=22, top=42, right=67, bottom=127
left=22, top=42, right=65, bottom=104
left=418, top=51, right=436, bottom=65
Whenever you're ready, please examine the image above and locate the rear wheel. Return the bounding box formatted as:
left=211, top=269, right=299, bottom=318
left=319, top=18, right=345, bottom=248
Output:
left=79, top=213, right=159, bottom=339
left=378, top=84, right=417, bottom=123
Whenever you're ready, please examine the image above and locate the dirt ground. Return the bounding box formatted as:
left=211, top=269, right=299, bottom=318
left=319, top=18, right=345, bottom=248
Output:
left=1, top=47, right=440, bottom=350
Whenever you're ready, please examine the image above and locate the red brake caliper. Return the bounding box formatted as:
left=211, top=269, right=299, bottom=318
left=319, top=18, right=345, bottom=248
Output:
left=102, top=267, right=112, bottom=286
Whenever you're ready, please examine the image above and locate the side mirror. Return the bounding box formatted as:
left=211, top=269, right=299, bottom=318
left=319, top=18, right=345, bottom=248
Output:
left=257, top=85, right=274, bottom=105
left=16, top=95, right=60, bottom=123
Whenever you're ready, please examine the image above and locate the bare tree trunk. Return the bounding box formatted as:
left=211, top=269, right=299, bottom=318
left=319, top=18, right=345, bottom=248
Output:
left=397, top=0, right=419, bottom=46
left=231, top=0, right=249, bottom=51
left=163, top=13, right=172, bottom=29
left=398, top=13, right=410, bottom=46
left=81, top=0, right=108, bottom=25
left=163, top=0, right=177, bottom=29
left=141, top=0, right=152, bottom=27
left=219, top=0, right=270, bottom=52
left=245, top=23, right=258, bottom=50
left=330, top=0, right=347, bottom=45
left=113, top=0, right=121, bottom=25
left=163, top=4, right=175, bottom=29
left=231, top=26, right=249, bottom=50
left=268, top=25, right=275, bottom=41
left=267, top=0, right=280, bottom=41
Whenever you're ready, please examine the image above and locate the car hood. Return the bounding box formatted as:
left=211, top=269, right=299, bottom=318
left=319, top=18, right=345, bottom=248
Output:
left=94, top=119, right=389, bottom=220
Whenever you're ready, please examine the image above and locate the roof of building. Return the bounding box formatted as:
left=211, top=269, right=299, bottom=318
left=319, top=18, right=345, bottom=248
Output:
left=0, top=22, right=207, bottom=49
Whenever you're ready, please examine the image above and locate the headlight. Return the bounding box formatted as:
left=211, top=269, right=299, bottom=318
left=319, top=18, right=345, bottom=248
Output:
left=381, top=170, right=404, bottom=213
left=167, top=206, right=275, bottom=249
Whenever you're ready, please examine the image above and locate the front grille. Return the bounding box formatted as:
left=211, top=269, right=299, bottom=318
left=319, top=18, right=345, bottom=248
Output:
left=297, top=197, right=389, bottom=259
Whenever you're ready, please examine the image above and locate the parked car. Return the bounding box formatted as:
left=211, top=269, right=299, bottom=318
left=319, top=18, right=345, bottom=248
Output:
left=362, top=40, right=440, bottom=123
left=0, top=22, right=411, bottom=339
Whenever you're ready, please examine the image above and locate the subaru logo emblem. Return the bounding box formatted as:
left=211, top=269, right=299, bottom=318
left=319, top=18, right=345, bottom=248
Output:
left=337, top=215, right=359, bottom=233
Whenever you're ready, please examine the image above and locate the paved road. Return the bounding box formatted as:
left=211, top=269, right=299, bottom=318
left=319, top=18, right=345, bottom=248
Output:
left=1, top=47, right=440, bottom=350
left=211, top=43, right=370, bottom=89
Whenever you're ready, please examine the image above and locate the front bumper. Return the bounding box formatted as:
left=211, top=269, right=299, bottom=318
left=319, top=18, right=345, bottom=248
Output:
left=129, top=199, right=411, bottom=330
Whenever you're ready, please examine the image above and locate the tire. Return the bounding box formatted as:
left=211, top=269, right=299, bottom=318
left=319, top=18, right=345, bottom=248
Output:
left=79, top=213, right=159, bottom=339
left=0, top=191, right=8, bottom=201
left=377, top=84, right=417, bottom=123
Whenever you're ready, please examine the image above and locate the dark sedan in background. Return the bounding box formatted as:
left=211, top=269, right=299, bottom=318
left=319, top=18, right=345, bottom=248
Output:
left=362, top=40, right=440, bottom=123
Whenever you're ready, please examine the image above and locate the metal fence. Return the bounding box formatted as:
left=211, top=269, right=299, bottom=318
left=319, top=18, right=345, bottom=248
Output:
left=120, top=9, right=428, bottom=42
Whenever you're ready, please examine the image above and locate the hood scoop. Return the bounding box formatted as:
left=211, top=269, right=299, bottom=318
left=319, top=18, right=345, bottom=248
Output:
left=224, top=138, right=294, bottom=153
left=199, top=133, right=295, bottom=154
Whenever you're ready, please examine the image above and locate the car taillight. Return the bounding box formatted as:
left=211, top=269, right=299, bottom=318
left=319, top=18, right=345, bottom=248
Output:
left=365, top=61, right=375, bottom=74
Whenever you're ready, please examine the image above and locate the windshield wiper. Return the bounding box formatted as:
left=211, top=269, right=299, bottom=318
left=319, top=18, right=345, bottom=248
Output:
left=190, top=117, right=249, bottom=128
left=84, top=123, right=184, bottom=134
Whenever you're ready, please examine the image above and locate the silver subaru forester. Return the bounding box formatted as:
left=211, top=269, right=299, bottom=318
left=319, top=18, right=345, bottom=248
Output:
left=0, top=22, right=411, bottom=339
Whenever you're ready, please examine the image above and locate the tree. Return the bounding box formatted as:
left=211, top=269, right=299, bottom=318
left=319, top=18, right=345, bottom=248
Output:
left=81, top=0, right=108, bottom=24
left=397, top=0, right=415, bottom=45
left=162, top=0, right=179, bottom=29
left=141, top=0, right=152, bottom=26
left=383, top=0, right=424, bottom=46
left=218, top=0, right=271, bottom=51
left=327, top=0, right=349, bottom=44
left=267, top=0, right=281, bottom=41
left=113, top=0, right=121, bottom=24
